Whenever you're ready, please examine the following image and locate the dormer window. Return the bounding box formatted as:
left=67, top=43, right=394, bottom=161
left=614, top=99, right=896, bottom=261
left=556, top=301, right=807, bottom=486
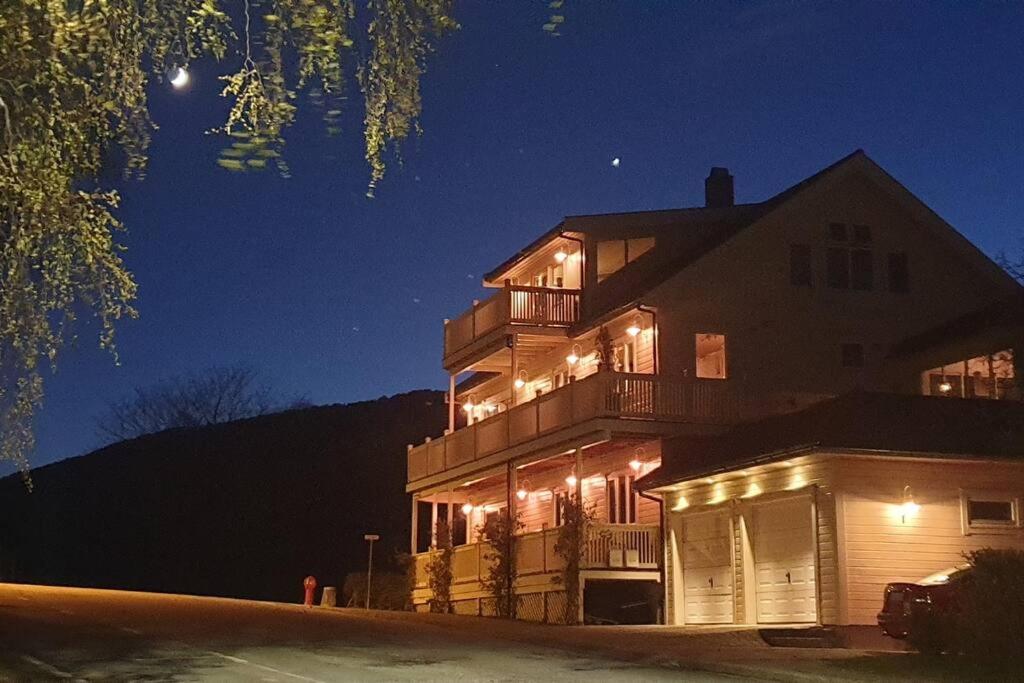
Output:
left=597, top=237, right=655, bottom=283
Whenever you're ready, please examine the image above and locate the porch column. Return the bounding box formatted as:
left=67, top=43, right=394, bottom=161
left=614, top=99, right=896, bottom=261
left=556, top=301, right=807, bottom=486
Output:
left=448, top=374, right=456, bottom=433
left=430, top=498, right=438, bottom=548
left=510, top=333, right=519, bottom=407
left=446, top=485, right=454, bottom=544
left=410, top=494, right=419, bottom=554
left=507, top=462, right=518, bottom=523
left=574, top=448, right=583, bottom=502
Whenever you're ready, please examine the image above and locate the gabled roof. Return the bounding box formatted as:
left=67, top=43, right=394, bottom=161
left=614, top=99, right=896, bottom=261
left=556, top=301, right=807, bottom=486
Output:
left=484, top=150, right=867, bottom=286
left=637, top=392, right=1024, bottom=491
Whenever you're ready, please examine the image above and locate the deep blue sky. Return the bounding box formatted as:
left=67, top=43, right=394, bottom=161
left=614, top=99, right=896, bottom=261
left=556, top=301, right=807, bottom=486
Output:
left=18, top=1, right=1024, bottom=471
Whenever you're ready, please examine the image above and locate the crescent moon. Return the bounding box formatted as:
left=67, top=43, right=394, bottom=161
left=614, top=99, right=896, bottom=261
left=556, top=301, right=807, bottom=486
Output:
left=170, top=67, right=190, bottom=89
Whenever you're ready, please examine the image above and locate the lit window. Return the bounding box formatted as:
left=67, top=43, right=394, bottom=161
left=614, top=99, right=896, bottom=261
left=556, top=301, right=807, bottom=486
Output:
left=696, top=333, right=727, bottom=379
left=614, top=341, right=636, bottom=373
left=596, top=237, right=655, bottom=282
left=597, top=240, right=626, bottom=282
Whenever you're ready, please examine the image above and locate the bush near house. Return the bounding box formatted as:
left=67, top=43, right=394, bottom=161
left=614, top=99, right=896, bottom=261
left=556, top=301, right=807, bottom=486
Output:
left=910, top=548, right=1024, bottom=670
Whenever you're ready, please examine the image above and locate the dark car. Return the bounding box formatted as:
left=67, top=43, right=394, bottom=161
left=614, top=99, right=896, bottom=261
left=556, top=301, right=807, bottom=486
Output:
left=877, top=565, right=970, bottom=639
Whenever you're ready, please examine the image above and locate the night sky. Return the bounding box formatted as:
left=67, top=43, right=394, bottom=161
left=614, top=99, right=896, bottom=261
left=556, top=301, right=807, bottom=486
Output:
left=19, top=2, right=1024, bottom=471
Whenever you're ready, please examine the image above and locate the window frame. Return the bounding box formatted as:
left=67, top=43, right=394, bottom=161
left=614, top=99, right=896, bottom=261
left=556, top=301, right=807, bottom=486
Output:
left=695, top=332, right=728, bottom=380
left=959, top=491, right=1022, bottom=535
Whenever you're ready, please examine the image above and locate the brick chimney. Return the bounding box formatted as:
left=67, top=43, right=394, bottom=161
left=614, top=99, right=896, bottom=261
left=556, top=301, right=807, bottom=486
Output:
left=705, top=167, right=734, bottom=208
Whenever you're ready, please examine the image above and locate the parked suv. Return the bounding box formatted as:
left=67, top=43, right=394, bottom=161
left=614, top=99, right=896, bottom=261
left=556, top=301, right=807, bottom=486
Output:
left=877, top=565, right=970, bottom=639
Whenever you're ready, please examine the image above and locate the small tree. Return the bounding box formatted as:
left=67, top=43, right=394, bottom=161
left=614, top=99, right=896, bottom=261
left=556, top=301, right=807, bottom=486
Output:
left=480, top=508, right=522, bottom=618
left=594, top=326, right=614, bottom=371
left=554, top=492, right=596, bottom=625
left=425, top=519, right=453, bottom=614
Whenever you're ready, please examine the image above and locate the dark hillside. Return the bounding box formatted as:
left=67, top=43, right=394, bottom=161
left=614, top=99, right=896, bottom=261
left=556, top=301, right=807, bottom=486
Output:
left=0, top=390, right=446, bottom=603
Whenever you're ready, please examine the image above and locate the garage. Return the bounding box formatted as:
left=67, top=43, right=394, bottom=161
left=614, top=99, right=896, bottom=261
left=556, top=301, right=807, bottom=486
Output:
left=752, top=496, right=816, bottom=624
left=681, top=510, right=734, bottom=624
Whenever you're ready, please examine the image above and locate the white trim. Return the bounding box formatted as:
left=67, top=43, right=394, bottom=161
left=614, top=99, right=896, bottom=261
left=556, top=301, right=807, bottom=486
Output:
left=959, top=489, right=1022, bottom=535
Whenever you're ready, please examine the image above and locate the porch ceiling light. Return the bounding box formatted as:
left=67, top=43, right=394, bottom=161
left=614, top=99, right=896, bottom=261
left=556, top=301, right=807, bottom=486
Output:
left=566, top=343, right=583, bottom=366
left=629, top=459, right=642, bottom=472
left=514, top=369, right=527, bottom=390
left=554, top=250, right=568, bottom=264
left=516, top=488, right=528, bottom=501
left=565, top=474, right=578, bottom=487
left=461, top=503, right=474, bottom=515
left=672, top=495, right=689, bottom=512
left=626, top=316, right=642, bottom=337
left=462, top=401, right=474, bottom=413
left=938, top=381, right=953, bottom=393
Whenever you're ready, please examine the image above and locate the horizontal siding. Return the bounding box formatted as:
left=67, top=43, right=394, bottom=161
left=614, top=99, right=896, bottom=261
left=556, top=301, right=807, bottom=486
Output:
left=836, top=457, right=1024, bottom=625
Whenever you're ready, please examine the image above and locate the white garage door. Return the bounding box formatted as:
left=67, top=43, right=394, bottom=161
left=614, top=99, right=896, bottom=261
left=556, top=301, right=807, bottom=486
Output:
left=682, top=510, right=733, bottom=624
left=753, top=497, right=816, bottom=624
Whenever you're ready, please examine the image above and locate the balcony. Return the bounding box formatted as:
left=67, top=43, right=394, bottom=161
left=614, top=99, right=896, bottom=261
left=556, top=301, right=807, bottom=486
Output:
left=412, top=523, right=661, bottom=590
left=444, top=285, right=581, bottom=369
left=407, top=372, right=737, bottom=487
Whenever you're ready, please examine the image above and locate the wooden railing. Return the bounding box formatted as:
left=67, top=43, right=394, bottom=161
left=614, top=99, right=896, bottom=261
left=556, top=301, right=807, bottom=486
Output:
left=412, top=523, right=660, bottom=588
left=444, top=285, right=580, bottom=360
left=408, top=372, right=737, bottom=484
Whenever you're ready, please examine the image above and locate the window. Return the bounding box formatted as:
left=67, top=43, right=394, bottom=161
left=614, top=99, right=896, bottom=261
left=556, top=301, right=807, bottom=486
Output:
left=607, top=475, right=637, bottom=524
left=596, top=237, right=655, bottom=282
left=888, top=252, right=909, bottom=293
left=696, top=333, right=727, bottom=379
left=853, top=224, right=872, bottom=243
left=829, top=222, right=847, bottom=241
left=841, top=343, right=864, bottom=368
left=851, top=249, right=874, bottom=290
left=826, top=247, right=850, bottom=288
left=962, top=493, right=1020, bottom=533
left=790, top=244, right=812, bottom=287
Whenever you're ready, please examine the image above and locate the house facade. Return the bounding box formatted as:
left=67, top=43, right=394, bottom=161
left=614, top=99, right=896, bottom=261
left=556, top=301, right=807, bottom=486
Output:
left=406, top=150, right=1024, bottom=625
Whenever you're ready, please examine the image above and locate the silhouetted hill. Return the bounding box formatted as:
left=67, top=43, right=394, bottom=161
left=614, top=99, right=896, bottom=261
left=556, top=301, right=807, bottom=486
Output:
left=0, top=390, right=446, bottom=603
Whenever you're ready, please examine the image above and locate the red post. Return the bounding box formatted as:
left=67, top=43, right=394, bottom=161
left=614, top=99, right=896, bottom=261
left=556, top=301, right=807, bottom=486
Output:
left=303, top=575, right=317, bottom=607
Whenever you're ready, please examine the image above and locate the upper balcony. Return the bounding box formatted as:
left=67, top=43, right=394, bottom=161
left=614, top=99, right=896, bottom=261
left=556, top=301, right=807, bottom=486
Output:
left=444, top=285, right=581, bottom=372
left=407, top=371, right=738, bottom=490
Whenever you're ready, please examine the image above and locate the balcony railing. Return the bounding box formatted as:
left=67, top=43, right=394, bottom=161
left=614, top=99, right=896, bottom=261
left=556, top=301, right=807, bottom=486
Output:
left=413, top=524, right=660, bottom=589
left=408, top=372, right=737, bottom=484
left=444, top=285, right=580, bottom=361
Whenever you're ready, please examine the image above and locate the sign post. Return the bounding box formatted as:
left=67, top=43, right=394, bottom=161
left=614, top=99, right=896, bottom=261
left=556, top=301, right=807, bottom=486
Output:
left=363, top=534, right=380, bottom=610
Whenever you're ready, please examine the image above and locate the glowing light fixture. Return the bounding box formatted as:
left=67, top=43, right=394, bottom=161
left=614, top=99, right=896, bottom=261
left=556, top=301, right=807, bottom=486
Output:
left=516, top=488, right=528, bottom=501
left=626, top=316, right=642, bottom=337
left=169, top=66, right=190, bottom=89
left=565, top=474, right=578, bottom=487
left=742, top=482, right=763, bottom=499
left=938, top=381, right=953, bottom=394
left=514, top=369, right=527, bottom=390
left=671, top=496, right=689, bottom=512
left=566, top=343, right=582, bottom=367
left=485, top=403, right=497, bottom=414
left=629, top=459, right=642, bottom=472
left=554, top=250, right=568, bottom=264
left=461, top=503, right=474, bottom=515
left=900, top=485, right=920, bottom=524
left=462, top=401, right=474, bottom=413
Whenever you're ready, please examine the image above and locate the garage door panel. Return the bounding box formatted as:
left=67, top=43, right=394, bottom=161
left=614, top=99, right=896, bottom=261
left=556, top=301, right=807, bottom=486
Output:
left=753, top=498, right=816, bottom=624
left=682, top=511, right=733, bottom=625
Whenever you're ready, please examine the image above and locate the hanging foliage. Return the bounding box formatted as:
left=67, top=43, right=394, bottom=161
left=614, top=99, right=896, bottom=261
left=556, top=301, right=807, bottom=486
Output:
left=553, top=491, right=595, bottom=625
left=0, top=0, right=456, bottom=480
left=479, top=507, right=522, bottom=618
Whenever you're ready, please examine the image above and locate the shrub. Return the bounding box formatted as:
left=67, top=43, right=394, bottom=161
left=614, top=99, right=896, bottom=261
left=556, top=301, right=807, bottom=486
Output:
left=952, top=548, right=1024, bottom=665
left=342, top=569, right=412, bottom=611
left=425, top=519, right=454, bottom=613
left=480, top=508, right=522, bottom=618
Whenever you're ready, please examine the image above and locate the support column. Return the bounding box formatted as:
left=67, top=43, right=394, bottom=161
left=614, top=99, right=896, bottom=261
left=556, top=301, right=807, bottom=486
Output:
left=430, top=498, right=438, bottom=548
left=574, top=448, right=583, bottom=502
left=410, top=494, right=419, bottom=554
left=510, top=333, right=519, bottom=407
left=448, top=374, right=456, bottom=433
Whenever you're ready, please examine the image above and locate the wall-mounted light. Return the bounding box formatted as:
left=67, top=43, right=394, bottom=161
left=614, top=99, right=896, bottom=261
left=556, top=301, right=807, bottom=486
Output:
left=938, top=381, right=952, bottom=394
left=629, top=459, right=642, bottom=472
left=516, top=488, right=528, bottom=501
left=566, top=343, right=582, bottom=366
left=626, top=316, right=642, bottom=337
left=554, top=250, right=568, bottom=264
left=462, top=401, right=474, bottom=413
left=900, top=485, right=920, bottom=524
left=514, top=369, right=527, bottom=390
left=565, top=474, right=578, bottom=487
left=742, top=482, right=762, bottom=499
left=671, top=495, right=689, bottom=512
left=461, top=503, right=474, bottom=515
